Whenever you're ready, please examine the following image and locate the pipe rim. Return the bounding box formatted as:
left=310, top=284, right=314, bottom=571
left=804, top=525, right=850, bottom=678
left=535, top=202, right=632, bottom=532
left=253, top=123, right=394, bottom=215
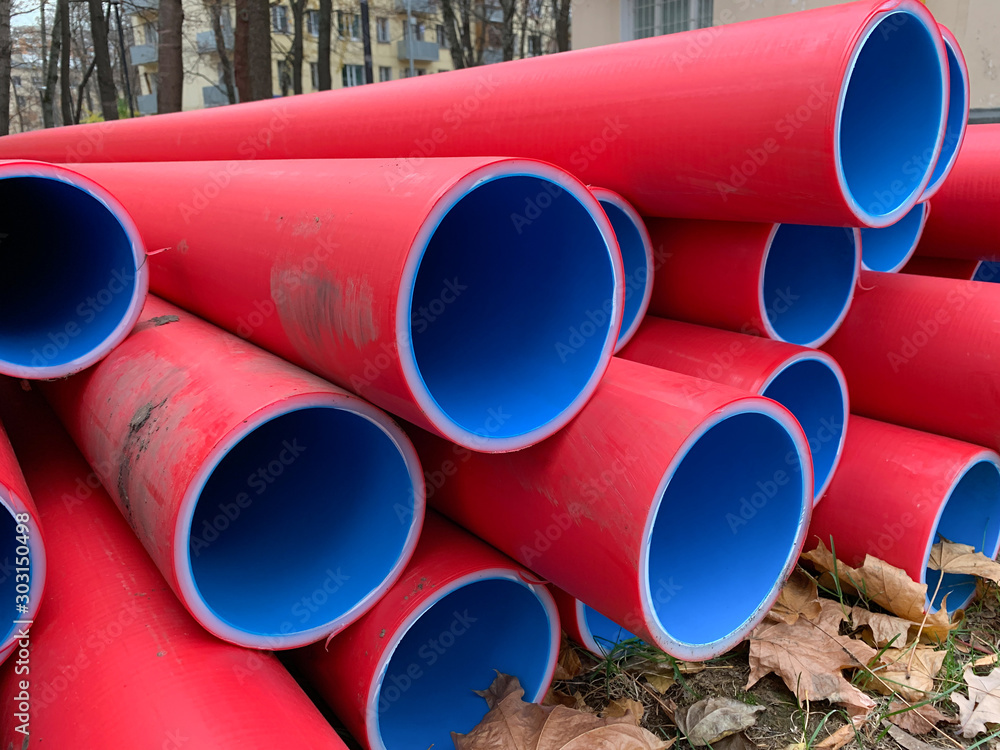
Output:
left=397, top=159, right=623, bottom=452
left=834, top=4, right=948, bottom=228
left=758, top=225, right=860, bottom=348
left=920, top=27, right=970, bottom=201
left=589, top=187, right=655, bottom=353
left=173, top=391, right=426, bottom=649
left=365, top=568, right=560, bottom=750
left=0, top=489, right=46, bottom=658
left=860, top=201, right=930, bottom=273
left=639, top=398, right=812, bottom=660
left=0, top=161, right=148, bottom=379
left=759, top=350, right=849, bottom=505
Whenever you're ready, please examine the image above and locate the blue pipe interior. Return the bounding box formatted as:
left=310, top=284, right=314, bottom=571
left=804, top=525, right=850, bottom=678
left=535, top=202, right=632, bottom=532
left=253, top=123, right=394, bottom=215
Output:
left=0, top=177, right=137, bottom=370
left=189, top=407, right=415, bottom=636
left=584, top=605, right=637, bottom=655
left=598, top=200, right=646, bottom=344
left=762, top=359, right=844, bottom=499
left=928, top=41, right=967, bottom=189
left=649, top=412, right=803, bottom=646
left=410, top=176, right=615, bottom=439
left=840, top=11, right=944, bottom=221
left=974, top=262, right=1000, bottom=283
left=763, top=225, right=856, bottom=345
left=925, top=460, right=1000, bottom=612
left=859, top=205, right=925, bottom=272
left=377, top=578, right=552, bottom=750
left=0, top=505, right=17, bottom=646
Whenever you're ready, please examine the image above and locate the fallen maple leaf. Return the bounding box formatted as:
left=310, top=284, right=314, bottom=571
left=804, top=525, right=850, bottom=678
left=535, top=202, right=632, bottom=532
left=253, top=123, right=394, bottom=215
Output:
left=813, top=723, right=856, bottom=750
left=676, top=697, right=764, bottom=746
left=770, top=568, right=823, bottom=625
left=453, top=673, right=668, bottom=749
left=850, top=606, right=912, bottom=647
left=602, top=698, right=645, bottom=723
left=952, top=666, right=1000, bottom=738
left=928, top=541, right=1000, bottom=584
left=554, top=637, right=584, bottom=681
left=868, top=645, right=946, bottom=702
left=885, top=700, right=956, bottom=735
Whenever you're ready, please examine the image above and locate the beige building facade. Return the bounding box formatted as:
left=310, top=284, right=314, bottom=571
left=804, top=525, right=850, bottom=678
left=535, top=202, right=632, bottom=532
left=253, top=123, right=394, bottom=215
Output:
left=572, top=0, right=1000, bottom=112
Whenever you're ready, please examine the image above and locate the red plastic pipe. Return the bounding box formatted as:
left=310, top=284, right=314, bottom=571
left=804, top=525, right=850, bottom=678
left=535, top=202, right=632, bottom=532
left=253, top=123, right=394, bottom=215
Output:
left=0, top=160, right=147, bottom=379
left=901, top=256, right=980, bottom=280
left=294, top=511, right=559, bottom=750
left=859, top=201, right=929, bottom=273
left=823, top=271, right=1000, bottom=451
left=550, top=587, right=639, bottom=657
left=589, top=187, right=654, bottom=352
left=647, top=218, right=860, bottom=348
left=919, top=25, right=970, bottom=201
left=406, top=357, right=812, bottom=661
left=39, top=296, right=425, bottom=649
left=66, top=158, right=622, bottom=452
left=0, top=417, right=45, bottom=666
left=0, top=384, right=351, bottom=749
left=618, top=316, right=848, bottom=503
left=0, top=1, right=948, bottom=227
left=916, top=124, right=1000, bottom=260
left=808, top=416, right=1000, bottom=613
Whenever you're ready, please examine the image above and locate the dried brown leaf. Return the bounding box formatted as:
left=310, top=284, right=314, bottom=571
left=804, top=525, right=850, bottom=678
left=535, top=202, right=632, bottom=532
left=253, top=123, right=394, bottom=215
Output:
left=712, top=732, right=757, bottom=750
left=770, top=569, right=823, bottom=625
left=454, top=673, right=668, bottom=750
left=602, top=698, right=644, bottom=724
left=676, top=698, right=765, bottom=746
left=543, top=690, right=591, bottom=712
left=746, top=612, right=879, bottom=717
left=554, top=638, right=583, bottom=681
left=928, top=541, right=1000, bottom=584
left=814, top=723, right=856, bottom=750
left=851, top=606, right=912, bottom=647
left=952, top=666, right=1000, bottom=738
left=870, top=646, right=946, bottom=702
left=884, top=723, right=940, bottom=750
left=644, top=672, right=676, bottom=694
left=886, top=700, right=955, bottom=735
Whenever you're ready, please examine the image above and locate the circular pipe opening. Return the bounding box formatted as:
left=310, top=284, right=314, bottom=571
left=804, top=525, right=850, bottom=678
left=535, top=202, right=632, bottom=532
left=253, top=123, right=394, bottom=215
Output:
left=0, top=501, right=19, bottom=648
left=179, top=401, right=423, bottom=648
left=0, top=491, right=45, bottom=662
left=643, top=403, right=810, bottom=659
left=761, top=355, right=848, bottom=504
left=924, top=458, right=1000, bottom=613
left=0, top=167, right=147, bottom=378
left=837, top=8, right=946, bottom=226
left=860, top=202, right=929, bottom=273
left=371, top=574, right=558, bottom=750
left=592, top=190, right=654, bottom=352
left=760, top=225, right=859, bottom=348
left=400, top=166, right=621, bottom=451
left=974, top=262, right=1000, bottom=283
left=583, top=604, right=638, bottom=656
left=922, top=32, right=969, bottom=199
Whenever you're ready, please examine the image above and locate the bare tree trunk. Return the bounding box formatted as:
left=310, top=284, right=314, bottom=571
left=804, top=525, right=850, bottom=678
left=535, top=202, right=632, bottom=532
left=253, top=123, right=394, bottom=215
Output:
left=317, top=0, right=330, bottom=89
left=233, top=0, right=251, bottom=100
left=157, top=0, right=184, bottom=113
left=518, top=0, right=528, bottom=58
left=42, top=1, right=62, bottom=127
left=289, top=0, right=303, bottom=95
left=553, top=0, right=569, bottom=52
left=500, top=0, right=515, bottom=61
left=247, top=0, right=272, bottom=100
left=0, top=0, right=10, bottom=136
left=210, top=0, right=236, bottom=103
left=87, top=0, right=119, bottom=119
left=74, top=56, right=98, bottom=123
left=440, top=0, right=468, bottom=68
left=59, top=0, right=72, bottom=125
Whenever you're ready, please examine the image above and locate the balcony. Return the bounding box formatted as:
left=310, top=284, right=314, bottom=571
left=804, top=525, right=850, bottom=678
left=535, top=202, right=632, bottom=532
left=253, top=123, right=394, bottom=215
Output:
left=129, top=43, right=157, bottom=65
left=136, top=93, right=156, bottom=115
left=482, top=47, right=502, bottom=64
left=397, top=38, right=439, bottom=62
left=395, top=0, right=436, bottom=13
left=202, top=85, right=233, bottom=108
left=126, top=0, right=158, bottom=12
left=197, top=29, right=234, bottom=54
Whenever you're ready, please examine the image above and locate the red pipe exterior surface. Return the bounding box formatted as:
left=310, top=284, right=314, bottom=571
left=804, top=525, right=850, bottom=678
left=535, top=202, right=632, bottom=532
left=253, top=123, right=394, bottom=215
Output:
left=295, top=511, right=559, bottom=750
left=65, top=158, right=622, bottom=452
left=0, top=1, right=947, bottom=227
left=647, top=218, right=860, bottom=348
left=916, top=124, right=1000, bottom=260
left=618, top=316, right=848, bottom=503
left=822, top=271, right=1000, bottom=452
left=808, top=415, right=1000, bottom=612
left=406, top=357, right=813, bottom=661
left=901, top=256, right=981, bottom=280
left=38, top=296, right=425, bottom=649
left=0, top=386, right=350, bottom=749
left=0, top=419, right=45, bottom=666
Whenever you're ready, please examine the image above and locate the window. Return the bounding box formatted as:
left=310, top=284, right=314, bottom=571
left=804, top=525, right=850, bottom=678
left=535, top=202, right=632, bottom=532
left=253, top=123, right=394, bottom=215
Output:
left=311, top=62, right=319, bottom=89
left=376, top=16, right=390, bottom=43
left=271, top=4, right=289, bottom=33
left=16, top=95, right=25, bottom=108
left=408, top=18, right=425, bottom=41
left=633, top=0, right=712, bottom=39
left=306, top=9, right=319, bottom=35
left=11, top=76, right=21, bottom=88
left=379, top=65, right=392, bottom=82
left=337, top=10, right=361, bottom=40
left=527, top=34, right=541, bottom=56
left=342, top=64, right=365, bottom=87
left=436, top=24, right=446, bottom=47
left=143, top=22, right=158, bottom=45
